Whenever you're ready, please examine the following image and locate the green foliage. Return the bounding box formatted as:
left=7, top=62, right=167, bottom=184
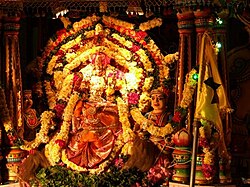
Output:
left=35, top=165, right=146, bottom=187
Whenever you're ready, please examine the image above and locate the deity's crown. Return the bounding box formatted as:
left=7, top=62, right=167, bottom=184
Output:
left=23, top=89, right=32, bottom=95
left=150, top=86, right=170, bottom=98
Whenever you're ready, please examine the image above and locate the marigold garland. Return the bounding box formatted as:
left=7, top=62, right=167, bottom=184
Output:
left=21, top=110, right=55, bottom=150
left=21, top=15, right=194, bottom=177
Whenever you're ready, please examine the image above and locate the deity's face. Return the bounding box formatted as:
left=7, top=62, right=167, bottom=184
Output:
left=93, top=53, right=106, bottom=76
left=23, top=91, right=33, bottom=109
left=151, top=93, right=167, bottom=112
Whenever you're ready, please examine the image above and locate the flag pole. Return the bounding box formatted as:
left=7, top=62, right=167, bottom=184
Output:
left=189, top=32, right=208, bottom=187
left=189, top=120, right=201, bottom=187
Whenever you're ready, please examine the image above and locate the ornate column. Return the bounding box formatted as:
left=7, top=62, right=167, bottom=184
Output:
left=0, top=13, right=3, bottom=84
left=176, top=11, right=195, bottom=107
left=175, top=11, right=196, bottom=185
left=3, top=16, right=25, bottom=182
left=3, top=16, right=23, bottom=136
left=0, top=13, right=3, bottom=185
left=194, top=8, right=212, bottom=64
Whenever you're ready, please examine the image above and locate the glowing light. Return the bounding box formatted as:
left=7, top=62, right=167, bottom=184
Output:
left=52, top=7, right=69, bottom=19
left=216, top=17, right=223, bottom=25
left=192, top=73, right=199, bottom=81
left=216, top=42, right=222, bottom=49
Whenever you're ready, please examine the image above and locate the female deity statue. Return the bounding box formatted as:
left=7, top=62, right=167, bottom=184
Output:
left=23, top=90, right=40, bottom=141
left=145, top=87, right=173, bottom=151
left=124, top=87, right=173, bottom=172
left=66, top=100, right=121, bottom=168
left=66, top=52, right=122, bottom=168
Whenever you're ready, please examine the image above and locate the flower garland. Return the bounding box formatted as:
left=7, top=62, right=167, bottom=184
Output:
left=130, top=107, right=174, bottom=137
left=180, top=68, right=198, bottom=108
left=45, top=92, right=79, bottom=165
left=198, top=119, right=219, bottom=180
left=26, top=15, right=186, bottom=176
left=21, top=110, right=55, bottom=150
left=139, top=18, right=162, bottom=31
left=0, top=86, right=22, bottom=146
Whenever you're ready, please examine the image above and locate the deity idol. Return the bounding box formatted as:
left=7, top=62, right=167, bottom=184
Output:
left=66, top=53, right=122, bottom=168
left=124, top=87, right=173, bottom=173
left=23, top=90, right=40, bottom=141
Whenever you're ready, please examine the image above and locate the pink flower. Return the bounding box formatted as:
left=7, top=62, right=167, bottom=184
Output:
left=199, top=137, right=209, bottom=148
left=114, top=158, right=124, bottom=168
left=128, top=92, right=139, bottom=105
left=202, top=163, right=216, bottom=179
left=147, top=163, right=171, bottom=185
left=116, top=70, right=124, bottom=80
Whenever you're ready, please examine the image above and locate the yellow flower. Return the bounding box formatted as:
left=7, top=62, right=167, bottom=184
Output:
left=58, top=74, right=74, bottom=101
left=44, top=80, right=56, bottom=109
left=139, top=18, right=162, bottom=31
left=21, top=111, right=55, bottom=150
left=53, top=71, right=64, bottom=91
left=47, top=56, right=58, bottom=75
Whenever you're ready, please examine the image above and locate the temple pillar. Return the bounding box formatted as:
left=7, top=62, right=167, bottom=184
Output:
left=0, top=13, right=3, bottom=185
left=3, top=16, right=23, bottom=136
left=176, top=11, right=195, bottom=108
left=3, top=16, right=25, bottom=183
left=194, top=8, right=212, bottom=64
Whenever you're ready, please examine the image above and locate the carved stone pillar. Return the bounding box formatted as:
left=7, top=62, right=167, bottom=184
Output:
left=0, top=14, right=3, bottom=84
left=3, top=16, right=23, bottom=134
left=0, top=13, right=3, bottom=185
left=3, top=16, right=25, bottom=183
left=176, top=11, right=195, bottom=107
left=194, top=9, right=212, bottom=64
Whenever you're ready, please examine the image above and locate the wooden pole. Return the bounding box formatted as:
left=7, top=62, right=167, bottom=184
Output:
left=189, top=120, right=201, bottom=187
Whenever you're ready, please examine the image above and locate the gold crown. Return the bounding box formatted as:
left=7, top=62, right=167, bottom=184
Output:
left=23, top=90, right=32, bottom=95
left=150, top=86, right=169, bottom=97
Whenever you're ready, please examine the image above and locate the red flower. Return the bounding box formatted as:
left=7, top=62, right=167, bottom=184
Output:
left=71, top=44, right=80, bottom=52
left=135, top=31, right=147, bottom=40
left=199, top=137, right=209, bottom=148
left=56, top=50, right=65, bottom=56
left=131, top=44, right=140, bottom=52
left=54, top=103, right=66, bottom=118
left=172, top=111, right=182, bottom=123
left=29, top=149, right=36, bottom=155
left=202, top=163, right=216, bottom=179
left=73, top=73, right=83, bottom=91
left=55, top=139, right=66, bottom=148
left=56, top=28, right=67, bottom=37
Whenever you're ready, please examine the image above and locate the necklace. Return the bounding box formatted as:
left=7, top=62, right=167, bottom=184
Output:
left=24, top=109, right=39, bottom=129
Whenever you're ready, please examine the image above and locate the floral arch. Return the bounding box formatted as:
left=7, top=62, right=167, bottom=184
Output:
left=19, top=14, right=197, bottom=179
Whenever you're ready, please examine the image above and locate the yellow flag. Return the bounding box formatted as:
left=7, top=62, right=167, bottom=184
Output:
left=195, top=33, right=232, bottom=158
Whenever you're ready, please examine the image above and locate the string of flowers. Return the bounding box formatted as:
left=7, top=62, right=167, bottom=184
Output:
left=139, top=18, right=163, bottom=31
left=45, top=92, right=79, bottom=165
left=26, top=15, right=183, bottom=178
left=198, top=119, right=219, bottom=180
left=0, top=86, right=22, bottom=146
left=170, top=68, right=198, bottom=126
left=21, top=110, right=55, bottom=150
